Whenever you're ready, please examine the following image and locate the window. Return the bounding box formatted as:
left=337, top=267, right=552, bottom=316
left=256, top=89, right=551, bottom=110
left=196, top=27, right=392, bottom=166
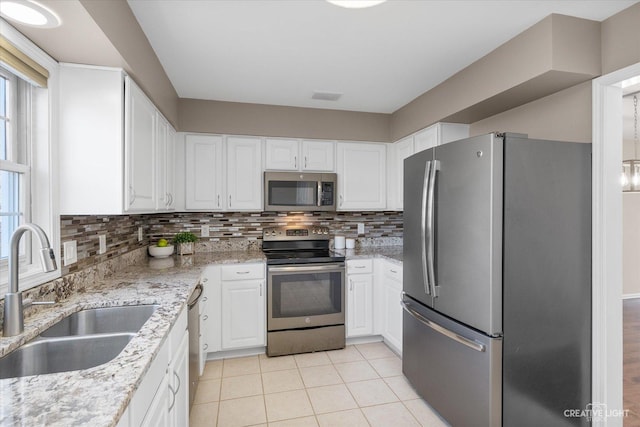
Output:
left=0, top=66, right=31, bottom=269
left=0, top=25, right=59, bottom=294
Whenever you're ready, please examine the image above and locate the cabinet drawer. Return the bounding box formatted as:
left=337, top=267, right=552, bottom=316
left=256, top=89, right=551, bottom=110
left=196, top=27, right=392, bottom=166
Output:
left=383, top=263, right=403, bottom=282
left=347, top=259, right=373, bottom=274
left=221, top=263, right=265, bottom=281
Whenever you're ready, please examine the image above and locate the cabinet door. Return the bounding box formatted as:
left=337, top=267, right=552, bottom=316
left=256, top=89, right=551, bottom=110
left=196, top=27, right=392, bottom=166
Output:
left=125, top=78, right=157, bottom=212
left=226, top=136, right=262, bottom=210
left=347, top=273, right=374, bottom=337
left=165, top=125, right=176, bottom=210
left=337, top=142, right=386, bottom=210
left=185, top=134, right=225, bottom=210
left=301, top=140, right=335, bottom=171
left=381, top=263, right=403, bottom=354
left=265, top=138, right=299, bottom=170
left=168, top=332, right=189, bottom=427
left=414, top=125, right=438, bottom=154
left=155, top=114, right=173, bottom=211
left=389, top=136, right=414, bottom=210
left=221, top=279, right=265, bottom=349
left=140, top=373, right=169, bottom=427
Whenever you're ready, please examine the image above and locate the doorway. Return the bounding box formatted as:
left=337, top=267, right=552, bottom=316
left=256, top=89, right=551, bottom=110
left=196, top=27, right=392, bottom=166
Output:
left=593, top=62, right=640, bottom=427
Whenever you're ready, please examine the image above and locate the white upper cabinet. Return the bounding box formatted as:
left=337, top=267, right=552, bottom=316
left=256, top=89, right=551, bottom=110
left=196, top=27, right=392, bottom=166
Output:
left=414, top=122, right=469, bottom=153
left=59, top=64, right=176, bottom=215
left=265, top=138, right=299, bottom=170
left=387, top=136, right=414, bottom=212
left=337, top=142, right=386, bottom=211
left=185, top=134, right=225, bottom=210
left=265, top=138, right=335, bottom=171
left=226, top=136, right=263, bottom=211
left=388, top=122, right=469, bottom=210
left=156, top=114, right=176, bottom=211
left=125, top=78, right=157, bottom=212
left=301, top=140, right=335, bottom=171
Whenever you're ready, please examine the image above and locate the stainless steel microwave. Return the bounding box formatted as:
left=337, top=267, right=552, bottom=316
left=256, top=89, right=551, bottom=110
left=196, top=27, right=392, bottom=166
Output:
left=264, top=172, right=337, bottom=211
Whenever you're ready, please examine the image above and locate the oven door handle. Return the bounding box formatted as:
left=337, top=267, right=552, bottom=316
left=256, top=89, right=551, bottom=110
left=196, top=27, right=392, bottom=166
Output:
left=268, top=263, right=345, bottom=273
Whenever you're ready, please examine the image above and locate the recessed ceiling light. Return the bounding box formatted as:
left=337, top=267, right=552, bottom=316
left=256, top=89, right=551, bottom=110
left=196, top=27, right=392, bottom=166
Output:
left=326, top=0, right=387, bottom=9
left=0, top=0, right=61, bottom=28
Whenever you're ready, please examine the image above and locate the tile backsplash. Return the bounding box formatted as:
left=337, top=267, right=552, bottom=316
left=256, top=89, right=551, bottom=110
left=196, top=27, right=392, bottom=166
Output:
left=60, top=211, right=403, bottom=275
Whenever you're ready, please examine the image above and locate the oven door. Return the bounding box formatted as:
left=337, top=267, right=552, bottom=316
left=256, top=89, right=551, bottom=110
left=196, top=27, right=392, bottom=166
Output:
left=267, top=263, right=345, bottom=331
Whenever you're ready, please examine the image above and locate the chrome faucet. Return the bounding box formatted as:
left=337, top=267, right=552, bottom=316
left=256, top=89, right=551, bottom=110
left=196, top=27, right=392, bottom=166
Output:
left=2, top=223, right=57, bottom=337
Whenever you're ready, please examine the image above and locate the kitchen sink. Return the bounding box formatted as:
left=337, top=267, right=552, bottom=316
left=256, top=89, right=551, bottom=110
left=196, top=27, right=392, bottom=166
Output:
left=0, top=304, right=159, bottom=379
left=0, top=333, right=135, bottom=379
left=39, top=304, right=159, bottom=337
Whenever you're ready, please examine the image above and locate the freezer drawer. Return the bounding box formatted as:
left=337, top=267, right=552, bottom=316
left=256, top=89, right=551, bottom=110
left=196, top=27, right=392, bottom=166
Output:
left=402, top=294, right=502, bottom=427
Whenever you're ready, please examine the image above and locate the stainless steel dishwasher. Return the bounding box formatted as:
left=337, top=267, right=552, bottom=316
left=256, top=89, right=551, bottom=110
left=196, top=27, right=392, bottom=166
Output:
left=187, top=283, right=203, bottom=409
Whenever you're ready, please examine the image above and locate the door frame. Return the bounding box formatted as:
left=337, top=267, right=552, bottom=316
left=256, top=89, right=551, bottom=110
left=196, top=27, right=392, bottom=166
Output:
left=592, top=61, right=640, bottom=426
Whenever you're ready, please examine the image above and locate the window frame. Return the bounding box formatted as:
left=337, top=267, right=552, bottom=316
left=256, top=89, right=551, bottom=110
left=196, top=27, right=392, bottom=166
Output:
left=0, top=20, right=60, bottom=295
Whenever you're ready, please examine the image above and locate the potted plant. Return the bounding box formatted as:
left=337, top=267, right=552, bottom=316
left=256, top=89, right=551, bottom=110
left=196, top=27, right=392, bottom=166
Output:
left=172, top=232, right=198, bottom=255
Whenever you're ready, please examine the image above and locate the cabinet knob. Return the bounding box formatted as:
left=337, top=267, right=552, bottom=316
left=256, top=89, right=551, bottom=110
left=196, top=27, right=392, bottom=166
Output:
left=203, top=314, right=208, bottom=321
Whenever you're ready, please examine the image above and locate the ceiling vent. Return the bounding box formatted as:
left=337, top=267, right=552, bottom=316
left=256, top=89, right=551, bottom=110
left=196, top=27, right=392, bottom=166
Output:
left=312, top=91, right=343, bottom=101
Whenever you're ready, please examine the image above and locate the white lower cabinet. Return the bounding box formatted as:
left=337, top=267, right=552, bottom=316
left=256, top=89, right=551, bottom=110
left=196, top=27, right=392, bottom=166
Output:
left=125, top=308, right=188, bottom=427
left=380, top=260, right=403, bottom=354
left=200, top=263, right=266, bottom=359
left=222, top=279, right=265, bottom=349
left=346, top=259, right=374, bottom=337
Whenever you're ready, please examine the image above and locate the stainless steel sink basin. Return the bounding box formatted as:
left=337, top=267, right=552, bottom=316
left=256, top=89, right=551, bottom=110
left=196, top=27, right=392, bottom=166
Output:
left=0, top=333, right=135, bottom=379
left=0, top=304, right=159, bottom=379
left=39, top=304, right=159, bottom=337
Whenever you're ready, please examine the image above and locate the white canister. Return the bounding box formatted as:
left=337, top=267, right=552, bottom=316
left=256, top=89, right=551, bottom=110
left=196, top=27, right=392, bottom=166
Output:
left=334, top=235, right=346, bottom=249
left=345, top=238, right=355, bottom=249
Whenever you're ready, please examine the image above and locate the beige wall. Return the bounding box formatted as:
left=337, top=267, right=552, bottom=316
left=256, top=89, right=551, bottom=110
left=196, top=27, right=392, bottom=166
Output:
left=601, top=2, right=640, bottom=75
left=179, top=99, right=391, bottom=142
left=390, top=14, right=601, bottom=141
left=623, top=193, right=640, bottom=296
left=469, top=81, right=592, bottom=143
left=79, top=0, right=179, bottom=127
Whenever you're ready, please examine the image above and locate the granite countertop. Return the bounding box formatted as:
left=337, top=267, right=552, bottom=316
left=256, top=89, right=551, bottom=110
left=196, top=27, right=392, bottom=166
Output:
left=336, top=246, right=403, bottom=264
left=0, top=250, right=265, bottom=427
left=0, top=247, right=401, bottom=427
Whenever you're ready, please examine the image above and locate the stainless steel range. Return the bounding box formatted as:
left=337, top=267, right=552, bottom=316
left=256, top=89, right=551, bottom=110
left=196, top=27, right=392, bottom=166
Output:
left=263, top=226, right=345, bottom=357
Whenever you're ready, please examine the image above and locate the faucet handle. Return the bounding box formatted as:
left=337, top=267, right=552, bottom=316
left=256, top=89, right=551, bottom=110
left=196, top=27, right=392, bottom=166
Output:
left=23, top=298, right=56, bottom=309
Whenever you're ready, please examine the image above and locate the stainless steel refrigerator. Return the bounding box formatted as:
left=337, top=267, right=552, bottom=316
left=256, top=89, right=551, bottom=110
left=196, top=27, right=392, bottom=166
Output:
left=402, top=132, right=591, bottom=427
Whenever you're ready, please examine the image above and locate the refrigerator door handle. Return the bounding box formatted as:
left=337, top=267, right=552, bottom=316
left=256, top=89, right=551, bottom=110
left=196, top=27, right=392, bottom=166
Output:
left=401, top=294, right=486, bottom=353
left=426, top=160, right=439, bottom=297
left=421, top=161, right=432, bottom=295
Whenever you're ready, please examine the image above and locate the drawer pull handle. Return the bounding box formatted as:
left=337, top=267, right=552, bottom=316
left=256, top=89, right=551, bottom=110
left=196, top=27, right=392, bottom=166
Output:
left=203, top=343, right=209, bottom=350
left=203, top=315, right=208, bottom=321
left=390, top=269, right=398, bottom=273
left=354, top=265, right=366, bottom=269
left=236, top=271, right=250, bottom=274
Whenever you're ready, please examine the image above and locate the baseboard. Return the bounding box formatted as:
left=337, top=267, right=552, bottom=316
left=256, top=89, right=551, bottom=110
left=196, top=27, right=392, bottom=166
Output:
left=622, top=293, right=640, bottom=300
left=205, top=346, right=266, bottom=361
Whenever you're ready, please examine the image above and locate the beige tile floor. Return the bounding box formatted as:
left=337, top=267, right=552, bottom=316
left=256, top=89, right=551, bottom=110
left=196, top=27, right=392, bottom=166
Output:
left=190, top=342, right=450, bottom=427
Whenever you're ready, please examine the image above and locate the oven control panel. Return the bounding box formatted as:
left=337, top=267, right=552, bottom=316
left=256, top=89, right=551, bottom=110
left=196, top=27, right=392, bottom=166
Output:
left=263, top=226, right=330, bottom=241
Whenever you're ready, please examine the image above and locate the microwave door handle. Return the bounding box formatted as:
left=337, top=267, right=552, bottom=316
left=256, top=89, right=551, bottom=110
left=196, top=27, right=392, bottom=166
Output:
left=421, top=161, right=432, bottom=296
left=426, top=160, right=439, bottom=297
left=317, top=182, right=322, bottom=207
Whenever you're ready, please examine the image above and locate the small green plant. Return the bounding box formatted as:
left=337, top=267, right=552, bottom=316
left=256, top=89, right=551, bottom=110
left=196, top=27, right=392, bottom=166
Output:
left=172, top=232, right=198, bottom=245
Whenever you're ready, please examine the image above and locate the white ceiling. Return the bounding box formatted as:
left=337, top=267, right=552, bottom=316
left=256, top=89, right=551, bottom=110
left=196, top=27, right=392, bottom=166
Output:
left=128, top=0, right=635, bottom=114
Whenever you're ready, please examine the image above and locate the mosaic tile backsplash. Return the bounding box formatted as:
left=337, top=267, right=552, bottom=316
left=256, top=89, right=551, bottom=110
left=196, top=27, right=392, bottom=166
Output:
left=60, top=211, right=403, bottom=275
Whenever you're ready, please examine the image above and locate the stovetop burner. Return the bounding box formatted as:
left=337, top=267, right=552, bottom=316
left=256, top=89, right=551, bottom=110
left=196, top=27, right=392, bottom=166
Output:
left=262, top=226, right=345, bottom=265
